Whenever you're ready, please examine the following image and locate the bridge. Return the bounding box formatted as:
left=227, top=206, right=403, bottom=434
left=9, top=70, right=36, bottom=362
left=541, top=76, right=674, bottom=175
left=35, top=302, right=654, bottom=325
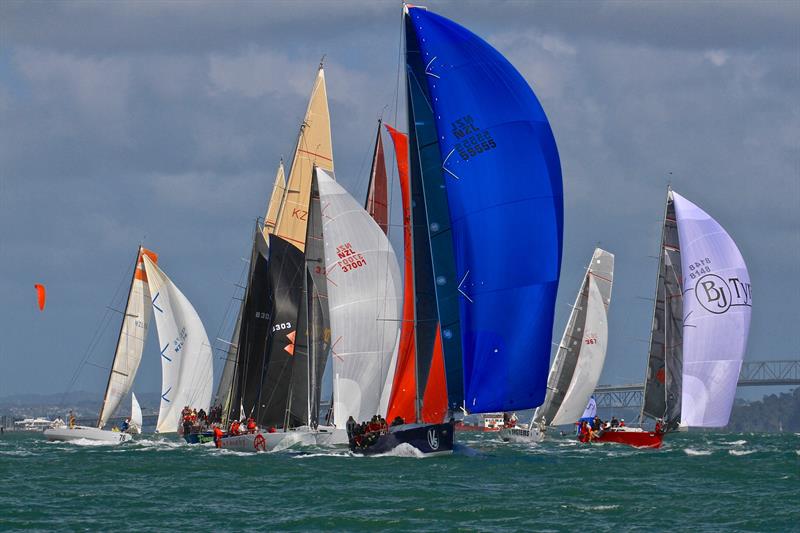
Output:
left=594, top=360, right=800, bottom=409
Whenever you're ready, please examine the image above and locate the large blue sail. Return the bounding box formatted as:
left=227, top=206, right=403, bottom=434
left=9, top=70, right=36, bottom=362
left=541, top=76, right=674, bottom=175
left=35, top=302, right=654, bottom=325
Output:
left=406, top=7, right=563, bottom=413
left=405, top=13, right=464, bottom=412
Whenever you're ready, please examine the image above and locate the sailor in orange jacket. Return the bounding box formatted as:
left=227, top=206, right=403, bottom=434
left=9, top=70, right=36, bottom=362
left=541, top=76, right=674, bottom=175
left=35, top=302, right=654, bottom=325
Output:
left=247, top=417, right=256, bottom=434
left=213, top=425, right=224, bottom=448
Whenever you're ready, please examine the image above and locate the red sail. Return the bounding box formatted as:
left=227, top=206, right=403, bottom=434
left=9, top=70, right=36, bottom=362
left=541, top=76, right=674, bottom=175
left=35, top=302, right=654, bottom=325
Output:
left=422, top=326, right=447, bottom=423
left=364, top=121, right=389, bottom=234
left=385, top=124, right=448, bottom=424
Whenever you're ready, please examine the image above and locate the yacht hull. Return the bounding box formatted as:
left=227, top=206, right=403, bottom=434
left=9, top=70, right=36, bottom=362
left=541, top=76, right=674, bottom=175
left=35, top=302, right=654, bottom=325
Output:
left=44, top=426, right=132, bottom=444
left=350, top=422, right=454, bottom=456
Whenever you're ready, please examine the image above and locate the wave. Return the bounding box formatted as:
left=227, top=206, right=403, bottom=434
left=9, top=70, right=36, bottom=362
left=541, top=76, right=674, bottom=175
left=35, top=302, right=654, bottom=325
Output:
left=371, top=443, right=426, bottom=458
left=683, top=448, right=713, bottom=456
left=0, top=450, right=37, bottom=457
left=725, top=440, right=747, bottom=446
left=729, top=449, right=755, bottom=456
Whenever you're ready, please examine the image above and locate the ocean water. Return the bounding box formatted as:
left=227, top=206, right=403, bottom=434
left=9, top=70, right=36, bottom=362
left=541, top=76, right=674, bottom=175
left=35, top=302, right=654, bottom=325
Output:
left=0, top=431, right=797, bottom=532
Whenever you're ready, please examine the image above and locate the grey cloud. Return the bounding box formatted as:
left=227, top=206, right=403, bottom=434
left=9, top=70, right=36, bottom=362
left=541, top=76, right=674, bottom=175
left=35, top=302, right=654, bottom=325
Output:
left=0, top=1, right=796, bottom=397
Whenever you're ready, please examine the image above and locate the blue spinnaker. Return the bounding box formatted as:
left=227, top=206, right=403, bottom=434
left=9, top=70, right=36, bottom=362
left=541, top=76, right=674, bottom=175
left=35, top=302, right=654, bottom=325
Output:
left=407, top=7, right=563, bottom=412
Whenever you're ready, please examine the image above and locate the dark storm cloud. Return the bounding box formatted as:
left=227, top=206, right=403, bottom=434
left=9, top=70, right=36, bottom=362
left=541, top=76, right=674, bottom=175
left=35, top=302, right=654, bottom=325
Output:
left=0, top=1, right=797, bottom=397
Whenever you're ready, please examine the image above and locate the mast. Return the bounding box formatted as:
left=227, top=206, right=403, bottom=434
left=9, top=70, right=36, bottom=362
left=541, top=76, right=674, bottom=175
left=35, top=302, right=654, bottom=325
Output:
left=97, top=246, right=141, bottom=428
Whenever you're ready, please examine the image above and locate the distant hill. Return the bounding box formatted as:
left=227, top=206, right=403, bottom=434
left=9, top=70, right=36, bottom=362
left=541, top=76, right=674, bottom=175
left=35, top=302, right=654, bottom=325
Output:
left=0, top=391, right=162, bottom=420
left=727, top=387, right=799, bottom=433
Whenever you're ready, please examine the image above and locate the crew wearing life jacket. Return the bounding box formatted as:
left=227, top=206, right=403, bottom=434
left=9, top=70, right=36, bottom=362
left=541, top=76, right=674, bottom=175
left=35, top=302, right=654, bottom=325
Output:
left=213, top=425, right=223, bottom=448
left=230, top=420, right=241, bottom=436
left=246, top=418, right=256, bottom=434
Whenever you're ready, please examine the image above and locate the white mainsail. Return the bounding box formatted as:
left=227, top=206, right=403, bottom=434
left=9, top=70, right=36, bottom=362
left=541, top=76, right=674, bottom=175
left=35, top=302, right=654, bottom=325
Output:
left=143, top=256, right=213, bottom=433
left=534, top=248, right=614, bottom=428
left=98, top=248, right=156, bottom=428
left=672, top=191, right=751, bottom=427
left=131, top=392, right=143, bottom=431
left=316, top=168, right=402, bottom=426
left=551, top=275, right=610, bottom=425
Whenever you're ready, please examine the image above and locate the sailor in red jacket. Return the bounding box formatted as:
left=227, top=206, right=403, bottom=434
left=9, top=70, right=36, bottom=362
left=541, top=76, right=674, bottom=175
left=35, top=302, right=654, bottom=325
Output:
left=247, top=417, right=256, bottom=434
left=213, top=425, right=224, bottom=448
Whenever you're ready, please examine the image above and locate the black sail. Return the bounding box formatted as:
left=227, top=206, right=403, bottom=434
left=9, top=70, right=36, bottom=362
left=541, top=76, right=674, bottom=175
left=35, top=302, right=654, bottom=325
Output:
left=252, top=234, right=305, bottom=428
left=230, top=228, right=272, bottom=423
left=641, top=192, right=684, bottom=428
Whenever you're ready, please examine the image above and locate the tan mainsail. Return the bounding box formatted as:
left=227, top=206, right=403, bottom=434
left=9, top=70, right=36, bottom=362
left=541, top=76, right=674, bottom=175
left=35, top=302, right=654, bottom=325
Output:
left=273, top=67, right=334, bottom=251
left=263, top=160, right=286, bottom=236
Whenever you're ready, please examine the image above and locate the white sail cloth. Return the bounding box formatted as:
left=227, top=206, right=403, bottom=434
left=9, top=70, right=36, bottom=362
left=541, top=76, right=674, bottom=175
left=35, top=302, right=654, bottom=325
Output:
left=551, top=275, right=610, bottom=425
left=316, top=168, right=402, bottom=427
left=673, top=192, right=751, bottom=427
left=131, top=392, right=143, bottom=429
left=549, top=249, right=614, bottom=426
left=98, top=252, right=153, bottom=428
left=143, top=256, right=213, bottom=433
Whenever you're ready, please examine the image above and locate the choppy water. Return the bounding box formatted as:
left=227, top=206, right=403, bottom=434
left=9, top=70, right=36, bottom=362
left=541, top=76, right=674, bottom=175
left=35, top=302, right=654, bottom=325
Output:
left=0, top=431, right=797, bottom=531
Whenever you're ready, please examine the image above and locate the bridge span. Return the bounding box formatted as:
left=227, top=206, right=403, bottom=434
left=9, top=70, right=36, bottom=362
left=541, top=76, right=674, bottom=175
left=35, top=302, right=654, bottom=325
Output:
left=595, top=360, right=800, bottom=409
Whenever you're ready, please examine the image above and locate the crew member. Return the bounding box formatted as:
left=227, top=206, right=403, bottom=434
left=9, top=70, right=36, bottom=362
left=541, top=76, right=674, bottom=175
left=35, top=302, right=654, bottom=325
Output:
left=246, top=417, right=256, bottom=434
left=346, top=416, right=357, bottom=441
left=213, top=424, right=223, bottom=448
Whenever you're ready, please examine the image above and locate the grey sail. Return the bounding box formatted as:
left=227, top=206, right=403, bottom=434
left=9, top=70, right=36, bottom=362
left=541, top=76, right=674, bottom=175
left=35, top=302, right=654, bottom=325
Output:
left=534, top=248, right=614, bottom=427
left=213, top=303, right=241, bottom=425
left=285, top=169, right=330, bottom=428
left=641, top=190, right=684, bottom=429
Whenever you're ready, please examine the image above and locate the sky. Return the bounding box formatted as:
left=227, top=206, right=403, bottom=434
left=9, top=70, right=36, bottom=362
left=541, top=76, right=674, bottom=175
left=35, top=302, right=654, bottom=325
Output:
left=1, top=1, right=798, bottom=403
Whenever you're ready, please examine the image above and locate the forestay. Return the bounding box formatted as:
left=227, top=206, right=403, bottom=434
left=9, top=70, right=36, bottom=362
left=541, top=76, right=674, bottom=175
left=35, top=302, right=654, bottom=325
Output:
left=673, top=192, right=751, bottom=427
left=143, top=256, right=213, bottom=433
left=316, top=168, right=402, bottom=426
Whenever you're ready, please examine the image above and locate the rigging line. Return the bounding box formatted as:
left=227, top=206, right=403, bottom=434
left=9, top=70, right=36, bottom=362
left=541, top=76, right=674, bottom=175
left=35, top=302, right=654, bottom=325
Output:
left=62, top=254, right=135, bottom=404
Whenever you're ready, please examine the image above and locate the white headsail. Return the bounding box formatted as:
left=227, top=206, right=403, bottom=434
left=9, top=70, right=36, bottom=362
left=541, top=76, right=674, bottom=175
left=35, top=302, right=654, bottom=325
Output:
left=98, top=248, right=156, bottom=428
left=672, top=191, right=751, bottom=427
left=143, top=256, right=213, bottom=433
left=316, top=168, right=402, bottom=426
left=131, top=392, right=143, bottom=431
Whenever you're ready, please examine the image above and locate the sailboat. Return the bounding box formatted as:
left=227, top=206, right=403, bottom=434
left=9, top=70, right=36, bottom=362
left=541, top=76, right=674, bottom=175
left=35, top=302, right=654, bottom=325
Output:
left=142, top=255, right=213, bottom=434
left=595, top=188, right=752, bottom=448
left=45, top=247, right=158, bottom=443
left=500, top=248, right=614, bottom=443
left=349, top=4, right=563, bottom=456
left=216, top=65, right=334, bottom=453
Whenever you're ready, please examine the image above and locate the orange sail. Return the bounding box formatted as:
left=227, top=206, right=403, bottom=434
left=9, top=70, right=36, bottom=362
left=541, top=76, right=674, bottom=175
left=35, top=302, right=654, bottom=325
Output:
left=34, top=284, right=46, bottom=311
left=384, top=124, right=448, bottom=424
left=385, top=124, right=416, bottom=424
left=422, top=326, right=447, bottom=423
